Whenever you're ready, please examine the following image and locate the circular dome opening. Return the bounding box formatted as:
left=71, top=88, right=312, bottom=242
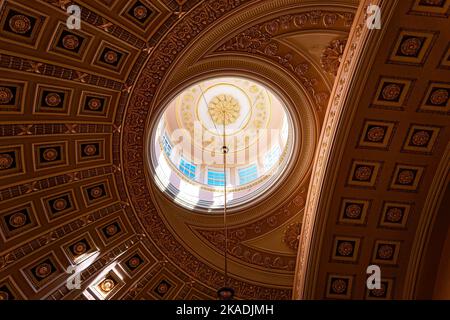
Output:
left=149, top=76, right=295, bottom=212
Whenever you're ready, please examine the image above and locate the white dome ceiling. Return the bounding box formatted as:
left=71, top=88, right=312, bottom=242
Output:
left=149, top=76, right=295, bottom=211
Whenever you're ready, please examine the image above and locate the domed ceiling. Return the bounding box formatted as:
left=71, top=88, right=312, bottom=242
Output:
left=0, top=0, right=359, bottom=300
left=3, top=0, right=448, bottom=302
left=150, top=76, right=293, bottom=210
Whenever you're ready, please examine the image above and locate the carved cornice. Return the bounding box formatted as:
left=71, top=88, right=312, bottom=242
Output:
left=321, top=39, right=348, bottom=76
left=283, top=222, right=302, bottom=252
left=216, top=10, right=354, bottom=111
left=191, top=191, right=306, bottom=272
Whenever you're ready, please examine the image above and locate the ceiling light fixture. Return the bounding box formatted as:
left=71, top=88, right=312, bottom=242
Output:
left=216, top=109, right=234, bottom=300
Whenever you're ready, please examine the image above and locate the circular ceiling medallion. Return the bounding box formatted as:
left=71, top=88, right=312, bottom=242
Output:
left=208, top=94, right=241, bottom=125
left=430, top=89, right=448, bottom=105
left=381, top=84, right=401, bottom=101
left=377, top=245, right=394, bottom=259
left=52, top=198, right=68, bottom=211
left=105, top=224, right=118, bottom=236
left=100, top=279, right=115, bottom=292
left=73, top=242, right=87, bottom=255
left=320, top=39, right=346, bottom=76
left=62, top=35, right=80, bottom=50
left=90, top=187, right=104, bottom=199
left=128, top=257, right=141, bottom=267
left=35, top=263, right=52, bottom=278
left=354, top=166, right=372, bottom=181
left=331, top=279, right=347, bottom=294
left=156, top=282, right=169, bottom=295
left=88, top=98, right=102, bottom=110
left=337, top=241, right=353, bottom=256
left=386, top=207, right=403, bottom=222
left=133, top=5, right=148, bottom=20
left=345, top=204, right=361, bottom=218
left=149, top=76, right=295, bottom=212
left=0, top=87, right=14, bottom=104
left=45, top=93, right=61, bottom=107
left=104, top=51, right=118, bottom=64
left=83, top=144, right=97, bottom=156
left=367, top=126, right=385, bottom=142
left=411, top=130, right=430, bottom=146
left=0, top=153, right=14, bottom=170
left=398, top=170, right=415, bottom=185
left=400, top=37, right=422, bottom=56
left=9, top=15, right=32, bottom=34
left=9, top=212, right=27, bottom=228
left=43, top=148, right=59, bottom=161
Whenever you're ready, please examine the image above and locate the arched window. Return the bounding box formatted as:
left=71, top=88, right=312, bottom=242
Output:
left=207, top=169, right=226, bottom=186
left=238, top=165, right=258, bottom=185
left=179, top=158, right=196, bottom=179
left=264, top=145, right=281, bottom=170
left=162, top=133, right=172, bottom=157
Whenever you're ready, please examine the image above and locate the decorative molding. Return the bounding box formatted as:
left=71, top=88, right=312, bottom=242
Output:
left=321, top=39, right=348, bottom=76
left=293, top=0, right=399, bottom=299
left=216, top=10, right=355, bottom=110
left=283, top=222, right=302, bottom=252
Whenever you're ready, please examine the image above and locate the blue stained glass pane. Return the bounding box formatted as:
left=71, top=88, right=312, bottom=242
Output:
left=207, top=170, right=225, bottom=186
left=264, top=145, right=281, bottom=170
left=162, top=134, right=172, bottom=156
left=239, top=165, right=258, bottom=185
left=179, top=158, right=196, bottom=179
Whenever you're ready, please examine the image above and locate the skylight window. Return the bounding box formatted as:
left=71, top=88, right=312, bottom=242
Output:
left=208, top=170, right=226, bottom=186
left=179, top=158, right=196, bottom=179
left=238, top=165, right=258, bottom=185
left=162, top=133, right=172, bottom=157
left=264, top=145, right=281, bottom=170
left=149, top=76, right=294, bottom=211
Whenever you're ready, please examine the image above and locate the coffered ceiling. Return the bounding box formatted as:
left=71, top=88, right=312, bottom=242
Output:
left=1, top=0, right=448, bottom=301
left=295, top=0, right=450, bottom=300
